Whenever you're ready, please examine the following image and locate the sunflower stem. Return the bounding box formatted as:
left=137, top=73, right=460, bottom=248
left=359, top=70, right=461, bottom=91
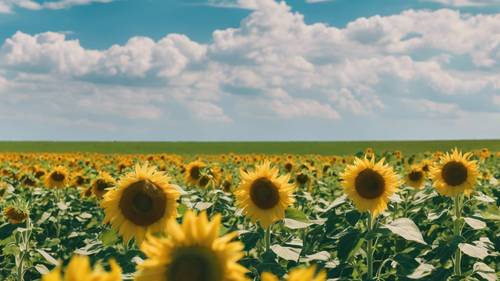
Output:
left=367, top=213, right=374, bottom=280
left=453, top=194, right=462, bottom=277
left=264, top=225, right=271, bottom=253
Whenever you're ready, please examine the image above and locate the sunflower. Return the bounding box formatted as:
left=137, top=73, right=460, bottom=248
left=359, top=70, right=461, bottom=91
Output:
left=405, top=165, right=425, bottom=189
left=262, top=266, right=326, bottom=281
left=42, top=255, right=121, bottom=281
left=92, top=172, right=116, bottom=199
left=101, top=164, right=180, bottom=243
left=184, top=160, right=206, bottom=186
left=235, top=162, right=295, bottom=228
left=341, top=157, right=399, bottom=217
left=135, top=211, right=248, bottom=281
left=3, top=206, right=28, bottom=224
left=430, top=149, right=478, bottom=197
left=45, top=166, right=69, bottom=188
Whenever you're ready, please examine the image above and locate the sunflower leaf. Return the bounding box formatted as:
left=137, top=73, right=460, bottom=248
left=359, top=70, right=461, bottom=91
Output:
left=458, top=243, right=489, bottom=260
left=384, top=218, right=427, bottom=245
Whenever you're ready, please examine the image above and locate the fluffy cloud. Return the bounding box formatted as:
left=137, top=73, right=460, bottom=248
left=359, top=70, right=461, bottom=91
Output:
left=1, top=0, right=499, bottom=139
left=423, top=0, right=500, bottom=7
left=0, top=0, right=112, bottom=13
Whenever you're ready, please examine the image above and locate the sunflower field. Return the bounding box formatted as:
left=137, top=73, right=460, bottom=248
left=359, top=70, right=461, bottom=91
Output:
left=0, top=148, right=498, bottom=281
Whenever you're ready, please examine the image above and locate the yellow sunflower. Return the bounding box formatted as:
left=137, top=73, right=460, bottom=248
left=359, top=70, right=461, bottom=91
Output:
left=262, top=266, right=326, bottom=281
left=92, top=172, right=116, bottom=199
left=430, top=149, right=478, bottom=197
left=184, top=160, right=206, bottom=186
left=42, top=255, right=121, bottom=281
left=135, top=211, right=248, bottom=281
left=341, top=157, right=400, bottom=217
left=3, top=206, right=28, bottom=224
left=234, top=162, right=295, bottom=228
left=45, top=166, right=69, bottom=189
left=405, top=165, right=425, bottom=189
left=101, top=164, right=180, bottom=244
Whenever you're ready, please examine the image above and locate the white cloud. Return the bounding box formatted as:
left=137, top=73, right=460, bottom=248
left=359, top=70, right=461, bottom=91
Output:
left=0, top=0, right=112, bottom=13
left=0, top=0, right=499, bottom=138
left=422, top=0, right=500, bottom=7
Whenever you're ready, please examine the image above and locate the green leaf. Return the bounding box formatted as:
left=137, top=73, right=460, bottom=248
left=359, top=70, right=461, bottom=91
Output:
left=384, top=218, right=427, bottom=245
left=239, top=230, right=261, bottom=252
left=301, top=251, right=330, bottom=262
left=36, top=249, right=60, bottom=266
left=338, top=229, right=364, bottom=262
left=100, top=228, right=119, bottom=246
left=407, top=263, right=434, bottom=279
left=284, top=219, right=313, bottom=229
left=34, top=264, right=50, bottom=275
left=458, top=243, right=489, bottom=260
left=270, top=245, right=300, bottom=261
left=473, top=262, right=496, bottom=281
left=285, top=208, right=308, bottom=221
left=464, top=217, right=486, bottom=230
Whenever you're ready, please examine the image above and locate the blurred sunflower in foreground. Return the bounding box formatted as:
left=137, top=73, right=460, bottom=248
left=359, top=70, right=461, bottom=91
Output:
left=135, top=211, right=248, bottom=281
left=42, top=255, right=121, bottom=281
left=101, top=164, right=180, bottom=243
left=262, top=266, right=326, bottom=281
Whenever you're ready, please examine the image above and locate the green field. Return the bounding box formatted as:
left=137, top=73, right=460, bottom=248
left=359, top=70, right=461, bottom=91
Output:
left=0, top=140, right=498, bottom=155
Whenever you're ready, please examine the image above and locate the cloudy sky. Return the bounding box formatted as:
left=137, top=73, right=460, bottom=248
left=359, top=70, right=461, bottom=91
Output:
left=0, top=0, right=499, bottom=141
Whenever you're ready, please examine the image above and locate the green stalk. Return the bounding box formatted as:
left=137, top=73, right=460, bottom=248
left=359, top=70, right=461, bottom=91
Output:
left=453, top=195, right=462, bottom=277
left=264, top=226, right=271, bottom=253
left=367, top=213, right=374, bottom=280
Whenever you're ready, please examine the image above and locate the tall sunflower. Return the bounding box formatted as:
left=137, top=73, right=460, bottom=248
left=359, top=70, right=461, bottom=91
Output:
left=262, top=266, right=326, bottom=281
left=405, top=165, right=425, bottom=189
left=45, top=166, right=69, bottom=189
left=341, top=157, right=399, bottom=217
left=42, top=255, right=121, bottom=281
left=234, top=162, right=295, bottom=228
left=134, top=211, right=248, bottom=281
left=430, top=149, right=478, bottom=197
left=101, top=164, right=180, bottom=244
left=184, top=160, right=206, bottom=186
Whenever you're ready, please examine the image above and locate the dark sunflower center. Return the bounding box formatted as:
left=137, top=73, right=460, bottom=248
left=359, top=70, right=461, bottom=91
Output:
left=422, top=164, right=430, bottom=172
left=76, top=176, right=85, bottom=185
left=354, top=168, right=385, bottom=199
left=198, top=175, right=210, bottom=187
left=441, top=161, right=468, bottom=186
left=51, top=172, right=65, bottom=182
left=408, top=171, right=423, bottom=182
left=249, top=177, right=280, bottom=210
left=167, top=247, right=221, bottom=281
left=190, top=166, right=201, bottom=180
left=119, top=180, right=166, bottom=226
left=296, top=173, right=309, bottom=184
left=96, top=179, right=110, bottom=191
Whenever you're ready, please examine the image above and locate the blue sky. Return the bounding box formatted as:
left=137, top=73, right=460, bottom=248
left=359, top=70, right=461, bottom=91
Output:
left=0, top=0, right=499, bottom=140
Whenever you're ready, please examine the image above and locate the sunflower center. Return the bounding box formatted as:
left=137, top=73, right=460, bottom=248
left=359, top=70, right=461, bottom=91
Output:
left=167, top=247, right=221, bottom=281
left=408, top=171, right=423, bottom=182
left=190, top=166, right=201, bottom=180
left=441, top=161, right=468, bottom=186
left=51, top=172, right=65, bottom=182
left=96, top=179, right=110, bottom=191
left=119, top=180, right=166, bottom=226
left=355, top=168, right=385, bottom=199
left=250, top=177, right=280, bottom=210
